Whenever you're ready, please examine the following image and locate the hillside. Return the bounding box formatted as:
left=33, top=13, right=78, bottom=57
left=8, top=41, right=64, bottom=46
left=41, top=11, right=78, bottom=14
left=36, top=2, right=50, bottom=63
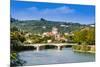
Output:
left=11, top=18, right=90, bottom=34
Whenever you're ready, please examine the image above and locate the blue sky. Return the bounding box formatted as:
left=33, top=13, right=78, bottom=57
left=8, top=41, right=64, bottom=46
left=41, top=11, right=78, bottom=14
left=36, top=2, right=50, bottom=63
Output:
left=11, top=0, right=95, bottom=24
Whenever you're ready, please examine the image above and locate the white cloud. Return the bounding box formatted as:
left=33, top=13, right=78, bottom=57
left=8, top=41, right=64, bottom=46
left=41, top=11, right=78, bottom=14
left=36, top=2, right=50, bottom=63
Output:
left=26, top=6, right=75, bottom=15
left=12, top=6, right=75, bottom=21
left=27, top=7, right=38, bottom=10
left=42, top=6, right=74, bottom=15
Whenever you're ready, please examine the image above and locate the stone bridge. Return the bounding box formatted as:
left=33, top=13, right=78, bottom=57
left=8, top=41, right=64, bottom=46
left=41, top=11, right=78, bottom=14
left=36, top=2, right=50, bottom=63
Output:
left=23, top=43, right=77, bottom=51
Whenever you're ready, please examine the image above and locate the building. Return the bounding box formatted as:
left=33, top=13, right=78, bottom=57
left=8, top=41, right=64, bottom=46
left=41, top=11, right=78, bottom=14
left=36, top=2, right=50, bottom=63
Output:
left=42, top=27, right=68, bottom=42
left=90, top=24, right=95, bottom=27
left=52, top=27, right=58, bottom=35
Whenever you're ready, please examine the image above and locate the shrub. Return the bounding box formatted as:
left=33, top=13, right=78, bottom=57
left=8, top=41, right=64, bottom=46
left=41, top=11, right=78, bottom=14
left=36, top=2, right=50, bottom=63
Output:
left=72, top=45, right=81, bottom=50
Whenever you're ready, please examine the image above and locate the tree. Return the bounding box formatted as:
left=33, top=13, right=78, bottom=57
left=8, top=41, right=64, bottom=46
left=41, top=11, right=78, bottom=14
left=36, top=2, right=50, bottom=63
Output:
left=11, top=26, right=19, bottom=32
left=86, top=28, right=95, bottom=45
left=73, top=27, right=95, bottom=45
left=11, top=31, right=26, bottom=42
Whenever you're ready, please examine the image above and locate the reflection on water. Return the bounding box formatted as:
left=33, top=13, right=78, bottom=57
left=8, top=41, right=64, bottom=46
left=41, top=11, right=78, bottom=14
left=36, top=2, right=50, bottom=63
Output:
left=18, top=48, right=95, bottom=66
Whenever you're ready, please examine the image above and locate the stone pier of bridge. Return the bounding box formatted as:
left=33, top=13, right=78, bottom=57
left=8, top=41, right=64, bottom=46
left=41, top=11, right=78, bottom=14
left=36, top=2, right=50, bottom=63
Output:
left=36, top=46, right=40, bottom=52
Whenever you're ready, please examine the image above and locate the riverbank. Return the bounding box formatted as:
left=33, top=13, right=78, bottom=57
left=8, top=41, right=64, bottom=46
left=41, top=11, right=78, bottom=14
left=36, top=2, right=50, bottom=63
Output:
left=73, top=50, right=95, bottom=54
left=72, top=45, right=95, bottom=54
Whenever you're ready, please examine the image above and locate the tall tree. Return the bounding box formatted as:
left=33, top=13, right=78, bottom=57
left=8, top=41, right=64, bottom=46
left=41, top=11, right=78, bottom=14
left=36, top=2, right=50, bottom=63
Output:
left=73, top=27, right=95, bottom=45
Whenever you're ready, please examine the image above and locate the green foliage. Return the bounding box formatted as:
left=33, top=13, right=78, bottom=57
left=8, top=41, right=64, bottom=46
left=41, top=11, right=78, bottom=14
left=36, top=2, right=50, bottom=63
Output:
left=64, top=35, right=74, bottom=43
left=11, top=19, right=84, bottom=34
left=73, top=27, right=95, bottom=45
left=72, top=45, right=91, bottom=52
left=10, top=26, right=26, bottom=66
left=11, top=31, right=26, bottom=43
left=25, top=34, right=55, bottom=43
left=72, top=45, right=81, bottom=50
left=10, top=52, right=25, bottom=66
left=11, top=52, right=17, bottom=60
left=11, top=26, right=19, bottom=32
left=80, top=45, right=91, bottom=51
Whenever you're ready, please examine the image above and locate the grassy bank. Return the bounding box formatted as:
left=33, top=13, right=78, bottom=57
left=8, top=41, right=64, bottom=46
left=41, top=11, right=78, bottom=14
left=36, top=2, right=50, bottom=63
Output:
left=72, top=45, right=95, bottom=53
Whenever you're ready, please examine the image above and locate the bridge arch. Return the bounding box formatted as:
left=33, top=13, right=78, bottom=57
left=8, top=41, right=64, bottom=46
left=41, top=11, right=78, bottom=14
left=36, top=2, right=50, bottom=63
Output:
left=39, top=44, right=58, bottom=47
left=22, top=45, right=37, bottom=50
left=39, top=44, right=58, bottom=50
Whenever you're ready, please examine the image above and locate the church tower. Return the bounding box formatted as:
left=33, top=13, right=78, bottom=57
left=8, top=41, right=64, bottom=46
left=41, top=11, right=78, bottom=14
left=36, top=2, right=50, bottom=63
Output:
left=52, top=27, right=58, bottom=35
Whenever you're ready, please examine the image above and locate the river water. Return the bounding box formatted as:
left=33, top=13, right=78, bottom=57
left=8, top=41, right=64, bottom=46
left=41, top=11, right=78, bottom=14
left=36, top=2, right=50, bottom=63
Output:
left=18, top=48, right=95, bottom=66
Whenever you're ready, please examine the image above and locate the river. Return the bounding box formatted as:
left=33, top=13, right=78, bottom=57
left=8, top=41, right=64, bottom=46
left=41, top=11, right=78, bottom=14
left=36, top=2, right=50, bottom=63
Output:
left=18, top=48, right=95, bottom=66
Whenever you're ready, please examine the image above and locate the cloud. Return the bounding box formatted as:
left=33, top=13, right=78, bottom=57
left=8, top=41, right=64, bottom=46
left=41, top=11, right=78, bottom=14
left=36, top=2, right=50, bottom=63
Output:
left=12, top=6, right=75, bottom=21
left=42, top=7, right=74, bottom=16
left=27, top=6, right=75, bottom=15
left=27, top=7, right=38, bottom=10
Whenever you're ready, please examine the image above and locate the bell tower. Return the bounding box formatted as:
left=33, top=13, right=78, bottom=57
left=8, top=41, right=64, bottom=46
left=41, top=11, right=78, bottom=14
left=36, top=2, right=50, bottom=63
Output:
left=52, top=27, right=58, bottom=35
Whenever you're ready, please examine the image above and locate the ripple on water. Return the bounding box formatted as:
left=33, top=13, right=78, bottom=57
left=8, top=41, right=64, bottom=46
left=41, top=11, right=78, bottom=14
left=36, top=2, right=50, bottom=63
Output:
left=18, top=48, right=95, bottom=66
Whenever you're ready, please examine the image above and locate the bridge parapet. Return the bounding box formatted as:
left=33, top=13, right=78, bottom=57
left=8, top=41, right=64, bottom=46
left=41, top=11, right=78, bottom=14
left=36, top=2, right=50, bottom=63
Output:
left=24, top=43, right=77, bottom=47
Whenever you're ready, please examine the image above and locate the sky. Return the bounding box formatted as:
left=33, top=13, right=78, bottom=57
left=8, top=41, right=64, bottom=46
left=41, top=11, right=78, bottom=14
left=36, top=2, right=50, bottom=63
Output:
left=11, top=0, right=95, bottom=24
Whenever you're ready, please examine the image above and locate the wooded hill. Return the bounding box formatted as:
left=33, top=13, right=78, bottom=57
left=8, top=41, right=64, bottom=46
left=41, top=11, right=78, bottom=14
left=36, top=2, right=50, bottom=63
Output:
left=11, top=18, right=94, bottom=34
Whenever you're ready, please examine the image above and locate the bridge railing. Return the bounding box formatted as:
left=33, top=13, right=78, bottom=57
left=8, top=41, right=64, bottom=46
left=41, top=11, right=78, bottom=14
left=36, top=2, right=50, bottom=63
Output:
left=23, top=43, right=77, bottom=46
